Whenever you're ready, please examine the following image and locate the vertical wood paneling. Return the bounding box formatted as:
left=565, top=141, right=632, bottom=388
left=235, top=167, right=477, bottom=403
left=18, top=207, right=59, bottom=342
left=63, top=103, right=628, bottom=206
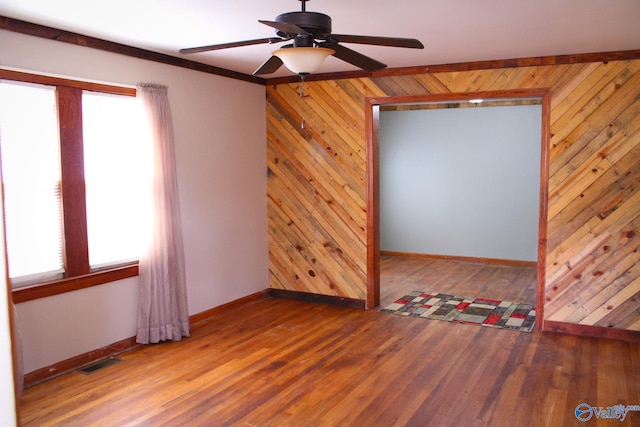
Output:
left=267, top=59, right=640, bottom=332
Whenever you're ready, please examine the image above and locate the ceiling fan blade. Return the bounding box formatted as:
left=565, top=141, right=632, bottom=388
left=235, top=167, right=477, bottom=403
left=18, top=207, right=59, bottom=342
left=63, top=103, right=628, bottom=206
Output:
left=319, top=43, right=387, bottom=72
left=330, top=34, right=424, bottom=49
left=179, top=37, right=283, bottom=54
left=253, top=55, right=284, bottom=75
left=259, top=19, right=310, bottom=35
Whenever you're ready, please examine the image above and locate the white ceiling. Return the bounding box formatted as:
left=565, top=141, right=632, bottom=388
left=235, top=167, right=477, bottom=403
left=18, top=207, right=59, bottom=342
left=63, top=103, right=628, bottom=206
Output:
left=1, top=0, right=639, bottom=78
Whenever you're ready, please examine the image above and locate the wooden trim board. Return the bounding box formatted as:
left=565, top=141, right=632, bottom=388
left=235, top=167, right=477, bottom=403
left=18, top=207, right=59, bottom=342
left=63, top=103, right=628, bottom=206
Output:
left=0, top=16, right=264, bottom=85
left=269, top=289, right=366, bottom=310
left=381, top=251, right=537, bottom=268
left=22, top=290, right=270, bottom=387
left=2, top=16, right=640, bottom=85
left=544, top=320, right=640, bottom=343
left=23, top=336, right=139, bottom=388
left=366, top=89, right=550, bottom=332
left=189, top=290, right=269, bottom=325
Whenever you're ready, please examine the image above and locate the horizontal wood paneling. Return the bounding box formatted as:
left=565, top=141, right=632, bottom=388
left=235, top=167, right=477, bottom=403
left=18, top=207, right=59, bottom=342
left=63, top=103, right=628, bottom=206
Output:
left=267, top=58, right=640, bottom=333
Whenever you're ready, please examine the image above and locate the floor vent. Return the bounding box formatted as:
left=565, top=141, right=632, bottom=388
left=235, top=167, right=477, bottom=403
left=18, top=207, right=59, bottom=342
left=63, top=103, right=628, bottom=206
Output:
left=78, top=357, right=122, bottom=374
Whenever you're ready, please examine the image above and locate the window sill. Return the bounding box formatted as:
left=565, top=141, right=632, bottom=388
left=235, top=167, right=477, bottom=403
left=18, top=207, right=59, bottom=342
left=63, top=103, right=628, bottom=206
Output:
left=11, top=264, right=139, bottom=304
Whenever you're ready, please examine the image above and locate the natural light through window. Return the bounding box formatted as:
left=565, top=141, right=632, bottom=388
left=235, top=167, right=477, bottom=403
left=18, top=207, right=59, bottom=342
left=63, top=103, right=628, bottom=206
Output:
left=0, top=78, right=152, bottom=290
left=82, top=91, right=152, bottom=270
left=0, top=81, right=65, bottom=284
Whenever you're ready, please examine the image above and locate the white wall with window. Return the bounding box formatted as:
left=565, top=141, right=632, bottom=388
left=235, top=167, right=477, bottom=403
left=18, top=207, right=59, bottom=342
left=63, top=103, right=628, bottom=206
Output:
left=0, top=28, right=268, bottom=375
left=0, top=83, right=152, bottom=286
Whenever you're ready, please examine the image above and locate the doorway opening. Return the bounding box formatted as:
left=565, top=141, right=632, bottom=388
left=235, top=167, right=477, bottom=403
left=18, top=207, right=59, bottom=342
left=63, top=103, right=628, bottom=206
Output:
left=365, top=90, right=550, bottom=331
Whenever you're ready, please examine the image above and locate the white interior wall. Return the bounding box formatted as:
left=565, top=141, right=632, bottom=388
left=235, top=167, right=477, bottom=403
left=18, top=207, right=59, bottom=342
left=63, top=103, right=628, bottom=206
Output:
left=379, top=104, right=541, bottom=262
left=0, top=305, right=16, bottom=426
left=0, top=198, right=16, bottom=425
left=0, top=29, right=268, bottom=374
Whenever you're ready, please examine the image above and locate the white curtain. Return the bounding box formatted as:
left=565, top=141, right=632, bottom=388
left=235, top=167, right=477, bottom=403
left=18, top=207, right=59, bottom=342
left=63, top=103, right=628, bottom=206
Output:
left=136, top=84, right=189, bottom=344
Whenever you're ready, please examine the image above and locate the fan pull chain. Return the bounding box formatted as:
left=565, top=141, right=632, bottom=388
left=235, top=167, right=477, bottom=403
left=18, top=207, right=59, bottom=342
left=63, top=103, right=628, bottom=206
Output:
left=300, top=75, right=306, bottom=129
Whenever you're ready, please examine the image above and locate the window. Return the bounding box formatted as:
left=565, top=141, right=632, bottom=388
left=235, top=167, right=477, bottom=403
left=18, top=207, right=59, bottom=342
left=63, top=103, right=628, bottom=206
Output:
left=0, top=82, right=64, bottom=284
left=82, top=92, right=152, bottom=270
left=0, top=71, right=148, bottom=301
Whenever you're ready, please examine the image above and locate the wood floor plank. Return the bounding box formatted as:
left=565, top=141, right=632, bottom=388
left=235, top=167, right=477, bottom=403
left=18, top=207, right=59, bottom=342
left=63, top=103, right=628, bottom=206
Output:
left=380, top=255, right=537, bottom=307
left=18, top=258, right=639, bottom=426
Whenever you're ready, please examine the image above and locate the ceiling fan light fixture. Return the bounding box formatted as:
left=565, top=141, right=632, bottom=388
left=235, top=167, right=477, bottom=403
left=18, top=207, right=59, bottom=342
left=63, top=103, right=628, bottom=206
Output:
left=272, top=46, right=335, bottom=75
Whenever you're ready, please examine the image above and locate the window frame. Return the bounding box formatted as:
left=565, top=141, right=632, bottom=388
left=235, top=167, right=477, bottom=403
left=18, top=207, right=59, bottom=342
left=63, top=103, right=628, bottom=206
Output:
left=1, top=69, right=139, bottom=303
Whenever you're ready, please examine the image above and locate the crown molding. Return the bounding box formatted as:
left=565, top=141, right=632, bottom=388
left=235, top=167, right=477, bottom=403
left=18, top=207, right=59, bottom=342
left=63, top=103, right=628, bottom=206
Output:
left=2, top=16, right=640, bottom=86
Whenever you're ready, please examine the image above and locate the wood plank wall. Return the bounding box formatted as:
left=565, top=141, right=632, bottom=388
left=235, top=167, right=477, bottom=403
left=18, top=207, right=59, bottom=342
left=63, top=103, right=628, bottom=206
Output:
left=266, top=59, right=640, bottom=332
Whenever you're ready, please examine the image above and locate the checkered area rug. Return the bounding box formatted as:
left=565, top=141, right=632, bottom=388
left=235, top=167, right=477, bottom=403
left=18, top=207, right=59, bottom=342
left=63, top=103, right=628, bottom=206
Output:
left=381, top=290, right=536, bottom=332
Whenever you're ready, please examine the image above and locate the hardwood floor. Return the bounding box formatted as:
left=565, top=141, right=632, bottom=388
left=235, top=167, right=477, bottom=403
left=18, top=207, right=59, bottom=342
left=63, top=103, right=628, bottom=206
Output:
left=380, top=255, right=538, bottom=307
left=18, top=260, right=638, bottom=426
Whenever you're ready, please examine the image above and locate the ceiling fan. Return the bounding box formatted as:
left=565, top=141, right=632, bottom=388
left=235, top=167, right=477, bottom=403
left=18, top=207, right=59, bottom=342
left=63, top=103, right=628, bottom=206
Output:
left=179, top=0, right=424, bottom=76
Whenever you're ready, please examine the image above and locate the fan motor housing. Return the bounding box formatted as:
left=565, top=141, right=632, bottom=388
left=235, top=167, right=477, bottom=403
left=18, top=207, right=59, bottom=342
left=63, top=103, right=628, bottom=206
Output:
left=276, top=11, right=332, bottom=36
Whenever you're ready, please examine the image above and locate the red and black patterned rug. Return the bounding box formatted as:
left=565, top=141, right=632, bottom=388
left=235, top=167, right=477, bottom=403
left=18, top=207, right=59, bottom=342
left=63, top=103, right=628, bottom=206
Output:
left=381, top=290, right=536, bottom=332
